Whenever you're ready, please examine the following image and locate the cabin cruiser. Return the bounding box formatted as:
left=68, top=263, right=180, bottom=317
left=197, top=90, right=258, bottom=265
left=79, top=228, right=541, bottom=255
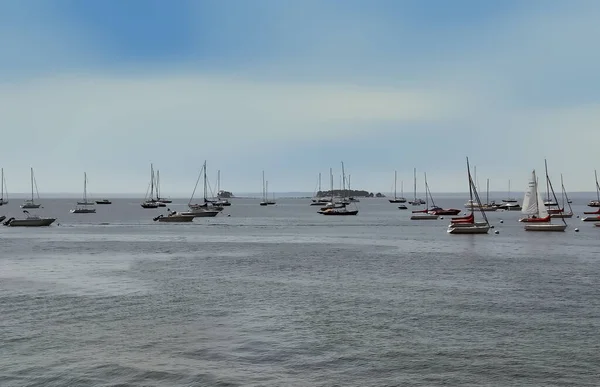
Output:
left=4, top=210, right=56, bottom=227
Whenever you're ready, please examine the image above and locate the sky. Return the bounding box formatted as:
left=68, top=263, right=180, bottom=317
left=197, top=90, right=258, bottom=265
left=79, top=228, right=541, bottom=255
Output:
left=1, top=0, right=600, bottom=196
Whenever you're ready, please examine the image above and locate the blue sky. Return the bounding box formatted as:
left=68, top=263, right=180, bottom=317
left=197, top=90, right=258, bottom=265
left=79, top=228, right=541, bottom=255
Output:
left=1, top=0, right=599, bottom=195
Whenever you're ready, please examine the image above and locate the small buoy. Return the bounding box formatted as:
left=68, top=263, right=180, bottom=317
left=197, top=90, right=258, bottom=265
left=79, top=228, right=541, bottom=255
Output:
left=494, top=230, right=499, bottom=234
left=440, top=217, right=444, bottom=220
left=490, top=225, right=494, bottom=228
left=499, top=220, right=504, bottom=224
left=227, top=214, right=231, bottom=217
left=575, top=228, right=579, bottom=232
left=577, top=215, right=580, bottom=218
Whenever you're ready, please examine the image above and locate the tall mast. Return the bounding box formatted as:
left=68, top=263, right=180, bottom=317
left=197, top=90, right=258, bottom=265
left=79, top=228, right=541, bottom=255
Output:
left=30, top=167, right=34, bottom=201
left=318, top=172, right=321, bottom=192
left=595, top=169, right=599, bottom=201
left=217, top=170, right=221, bottom=194
left=413, top=168, right=417, bottom=201
left=156, top=170, right=161, bottom=199
left=84, top=172, right=87, bottom=202
left=330, top=168, right=334, bottom=201
left=394, top=170, right=397, bottom=198
left=341, top=162, right=346, bottom=199
left=486, top=178, right=489, bottom=205
left=150, top=164, right=154, bottom=200
left=262, top=171, right=265, bottom=200
left=203, top=161, right=207, bottom=201
left=545, top=159, right=550, bottom=201
left=424, top=172, right=428, bottom=210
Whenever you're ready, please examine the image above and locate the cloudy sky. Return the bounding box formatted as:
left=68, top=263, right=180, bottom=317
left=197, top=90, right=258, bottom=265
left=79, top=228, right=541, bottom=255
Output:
left=1, top=0, right=599, bottom=195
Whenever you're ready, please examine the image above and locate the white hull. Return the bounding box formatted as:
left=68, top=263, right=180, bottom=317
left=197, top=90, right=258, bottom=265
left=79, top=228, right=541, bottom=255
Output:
left=448, top=221, right=489, bottom=228
left=524, top=223, right=567, bottom=232
left=181, top=209, right=219, bottom=218
left=582, top=216, right=600, bottom=222
left=21, top=202, right=41, bottom=209
left=410, top=214, right=439, bottom=220
left=447, top=224, right=490, bottom=234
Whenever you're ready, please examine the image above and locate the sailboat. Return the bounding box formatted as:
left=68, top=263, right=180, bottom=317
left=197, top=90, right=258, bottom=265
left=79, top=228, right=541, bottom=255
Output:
left=214, top=170, right=231, bottom=206
left=156, top=170, right=172, bottom=204
left=479, top=179, right=498, bottom=211
left=408, top=168, right=425, bottom=205
left=21, top=168, right=42, bottom=209
left=320, top=162, right=358, bottom=216
left=389, top=171, right=407, bottom=203
left=447, top=158, right=491, bottom=234
left=548, top=174, right=573, bottom=219
left=410, top=173, right=439, bottom=220
left=259, top=171, right=276, bottom=206
left=141, top=164, right=160, bottom=208
left=71, top=172, right=96, bottom=214
left=520, top=169, right=567, bottom=231
left=310, top=173, right=328, bottom=205
left=587, top=170, right=600, bottom=207
left=502, top=180, right=517, bottom=203
left=543, top=160, right=558, bottom=206
left=183, top=161, right=221, bottom=217
left=0, top=168, right=7, bottom=205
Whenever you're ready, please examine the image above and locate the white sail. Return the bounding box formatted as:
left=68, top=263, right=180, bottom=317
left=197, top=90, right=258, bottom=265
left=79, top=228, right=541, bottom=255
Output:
left=521, top=170, right=538, bottom=215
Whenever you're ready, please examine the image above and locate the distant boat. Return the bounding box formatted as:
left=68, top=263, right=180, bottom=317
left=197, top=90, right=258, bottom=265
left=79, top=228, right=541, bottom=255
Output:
left=156, top=170, right=172, bottom=204
left=388, top=171, right=407, bottom=203
left=153, top=209, right=194, bottom=223
left=502, top=180, right=518, bottom=203
left=185, top=161, right=221, bottom=217
left=520, top=165, right=567, bottom=231
left=410, top=172, right=439, bottom=220
left=0, top=168, right=7, bottom=206
left=447, top=158, right=491, bottom=234
left=319, top=163, right=358, bottom=216
left=587, top=170, right=600, bottom=207
left=141, top=164, right=160, bottom=209
left=21, top=168, right=42, bottom=209
left=408, top=168, right=425, bottom=205
left=259, top=171, right=276, bottom=206
left=71, top=172, right=96, bottom=214
left=548, top=174, right=573, bottom=219
left=95, top=199, right=112, bottom=205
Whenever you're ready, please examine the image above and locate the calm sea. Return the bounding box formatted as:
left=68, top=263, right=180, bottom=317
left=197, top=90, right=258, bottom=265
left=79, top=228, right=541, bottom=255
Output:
left=1, top=197, right=599, bottom=386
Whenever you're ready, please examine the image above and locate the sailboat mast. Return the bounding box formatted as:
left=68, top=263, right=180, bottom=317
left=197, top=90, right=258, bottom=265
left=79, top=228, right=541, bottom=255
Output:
left=424, top=172, right=429, bottom=210
left=318, top=172, right=321, bottom=192
left=30, top=167, right=34, bottom=201
left=84, top=172, right=87, bottom=202
left=545, top=159, right=550, bottom=201
left=330, top=168, right=334, bottom=201
left=413, top=168, right=417, bottom=201
left=486, top=178, right=489, bottom=205
left=341, top=162, right=346, bottom=199
left=594, top=169, right=600, bottom=200
left=203, top=161, right=207, bottom=201
left=262, top=171, right=265, bottom=200
left=150, top=164, right=155, bottom=200
left=394, top=170, right=397, bottom=198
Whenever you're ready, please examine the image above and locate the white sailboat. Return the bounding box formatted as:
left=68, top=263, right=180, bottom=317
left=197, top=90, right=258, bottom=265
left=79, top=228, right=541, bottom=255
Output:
left=408, top=168, right=425, bottom=205
left=156, top=170, right=171, bottom=204
left=0, top=168, right=7, bottom=205
left=587, top=170, right=600, bottom=207
left=214, top=170, right=231, bottom=206
left=184, top=161, right=221, bottom=217
left=21, top=168, right=42, bottom=209
left=521, top=169, right=566, bottom=231
left=71, top=172, right=96, bottom=214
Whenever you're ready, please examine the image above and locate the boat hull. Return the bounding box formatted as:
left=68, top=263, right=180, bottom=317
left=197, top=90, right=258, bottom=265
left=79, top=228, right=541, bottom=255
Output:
left=155, top=215, right=194, bottom=222
left=582, top=216, right=600, bottom=222
left=71, top=208, right=96, bottom=214
left=95, top=200, right=112, bottom=204
left=389, top=198, right=407, bottom=203
left=180, top=210, right=219, bottom=218
left=410, top=214, right=439, bottom=220
left=550, top=213, right=573, bottom=219
left=6, top=218, right=56, bottom=227
left=321, top=210, right=358, bottom=216
left=447, top=225, right=490, bottom=234
left=524, top=223, right=567, bottom=232
left=21, top=204, right=41, bottom=209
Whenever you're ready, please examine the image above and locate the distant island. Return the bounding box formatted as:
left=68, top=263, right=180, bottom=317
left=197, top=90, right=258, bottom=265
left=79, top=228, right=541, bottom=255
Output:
left=217, top=190, right=234, bottom=198
left=316, top=190, right=385, bottom=198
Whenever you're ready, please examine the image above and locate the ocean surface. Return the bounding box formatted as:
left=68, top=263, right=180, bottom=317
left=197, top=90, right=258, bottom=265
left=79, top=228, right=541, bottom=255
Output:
left=1, top=197, right=599, bottom=386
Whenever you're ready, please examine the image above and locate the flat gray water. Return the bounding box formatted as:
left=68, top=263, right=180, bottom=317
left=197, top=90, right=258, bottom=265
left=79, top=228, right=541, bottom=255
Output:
left=1, top=198, right=599, bottom=386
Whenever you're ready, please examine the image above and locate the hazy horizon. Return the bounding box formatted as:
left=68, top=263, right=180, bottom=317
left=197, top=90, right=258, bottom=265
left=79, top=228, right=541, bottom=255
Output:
left=2, top=1, right=600, bottom=192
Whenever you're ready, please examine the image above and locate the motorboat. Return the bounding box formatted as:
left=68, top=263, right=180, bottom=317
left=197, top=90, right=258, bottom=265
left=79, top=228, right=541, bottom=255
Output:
left=4, top=211, right=56, bottom=227
left=153, top=211, right=194, bottom=222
